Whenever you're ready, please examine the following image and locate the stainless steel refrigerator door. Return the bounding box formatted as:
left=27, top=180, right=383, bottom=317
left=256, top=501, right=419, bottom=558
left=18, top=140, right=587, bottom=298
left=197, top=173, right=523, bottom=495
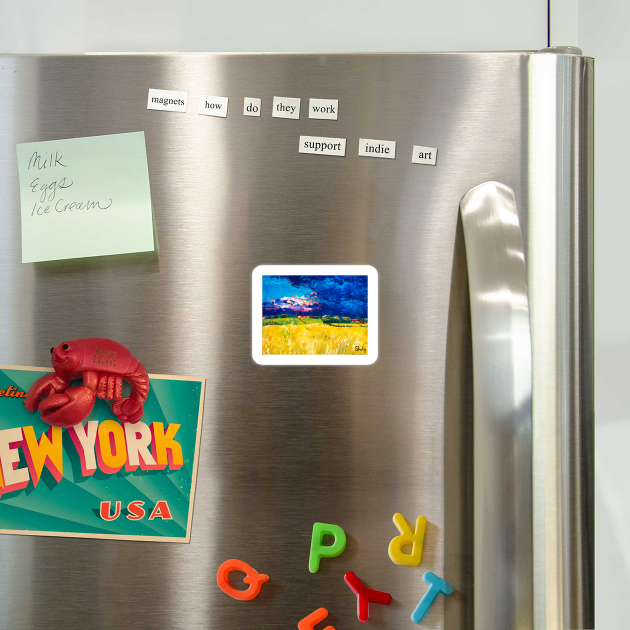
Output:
left=0, top=52, right=593, bottom=629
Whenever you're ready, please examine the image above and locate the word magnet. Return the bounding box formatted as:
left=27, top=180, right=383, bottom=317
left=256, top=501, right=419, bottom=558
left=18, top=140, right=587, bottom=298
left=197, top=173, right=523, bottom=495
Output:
left=358, top=138, right=396, bottom=159
left=216, top=559, right=269, bottom=601
left=272, top=96, right=300, bottom=119
left=388, top=512, right=427, bottom=567
left=244, top=97, right=261, bottom=117
left=344, top=571, right=392, bottom=622
left=147, top=88, right=187, bottom=112
left=299, top=136, right=346, bottom=157
left=198, top=95, right=228, bottom=118
left=411, top=145, right=438, bottom=165
left=309, top=522, right=346, bottom=573
left=308, top=98, right=338, bottom=120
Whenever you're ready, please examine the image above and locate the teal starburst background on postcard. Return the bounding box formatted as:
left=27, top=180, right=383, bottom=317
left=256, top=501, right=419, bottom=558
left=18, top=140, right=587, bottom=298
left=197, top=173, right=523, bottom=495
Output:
left=0, top=367, right=203, bottom=541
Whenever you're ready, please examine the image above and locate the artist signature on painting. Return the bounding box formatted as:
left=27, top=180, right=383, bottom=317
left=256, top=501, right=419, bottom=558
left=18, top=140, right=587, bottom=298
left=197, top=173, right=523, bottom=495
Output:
left=354, top=345, right=367, bottom=353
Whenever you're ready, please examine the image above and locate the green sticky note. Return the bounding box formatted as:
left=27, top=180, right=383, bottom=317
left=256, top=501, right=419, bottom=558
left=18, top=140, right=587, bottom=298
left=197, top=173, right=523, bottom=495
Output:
left=16, top=131, right=155, bottom=263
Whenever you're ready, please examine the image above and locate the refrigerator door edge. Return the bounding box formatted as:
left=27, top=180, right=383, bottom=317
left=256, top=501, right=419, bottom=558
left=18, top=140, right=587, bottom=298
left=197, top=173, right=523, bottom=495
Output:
left=527, top=52, right=595, bottom=630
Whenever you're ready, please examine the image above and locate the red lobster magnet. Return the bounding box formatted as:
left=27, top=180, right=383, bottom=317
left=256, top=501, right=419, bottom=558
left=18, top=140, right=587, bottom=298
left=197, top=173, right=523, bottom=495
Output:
left=26, top=338, right=149, bottom=428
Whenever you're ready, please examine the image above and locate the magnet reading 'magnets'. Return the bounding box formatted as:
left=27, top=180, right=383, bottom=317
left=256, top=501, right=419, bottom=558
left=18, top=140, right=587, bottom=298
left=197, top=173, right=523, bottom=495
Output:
left=25, top=338, right=149, bottom=428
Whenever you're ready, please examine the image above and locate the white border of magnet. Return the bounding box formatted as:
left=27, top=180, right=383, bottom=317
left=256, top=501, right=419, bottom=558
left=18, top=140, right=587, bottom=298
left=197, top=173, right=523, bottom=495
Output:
left=252, top=265, right=378, bottom=366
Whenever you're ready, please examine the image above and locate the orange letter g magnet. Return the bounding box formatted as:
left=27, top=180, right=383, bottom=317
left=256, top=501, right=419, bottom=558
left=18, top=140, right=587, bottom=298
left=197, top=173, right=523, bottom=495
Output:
left=217, top=559, right=269, bottom=601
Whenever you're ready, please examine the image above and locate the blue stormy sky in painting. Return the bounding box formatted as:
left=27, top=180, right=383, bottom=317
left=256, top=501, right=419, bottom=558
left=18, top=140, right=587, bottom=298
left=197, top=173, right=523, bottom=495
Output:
left=262, top=275, right=368, bottom=318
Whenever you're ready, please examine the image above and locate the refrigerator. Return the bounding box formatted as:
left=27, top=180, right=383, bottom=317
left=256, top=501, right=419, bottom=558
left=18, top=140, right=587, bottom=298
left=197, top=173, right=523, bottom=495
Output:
left=0, top=50, right=593, bottom=629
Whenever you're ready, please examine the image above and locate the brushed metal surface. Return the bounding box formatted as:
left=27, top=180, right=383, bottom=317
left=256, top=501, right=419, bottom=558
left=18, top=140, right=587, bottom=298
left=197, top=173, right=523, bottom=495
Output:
left=0, top=52, right=593, bottom=629
left=460, top=182, right=533, bottom=630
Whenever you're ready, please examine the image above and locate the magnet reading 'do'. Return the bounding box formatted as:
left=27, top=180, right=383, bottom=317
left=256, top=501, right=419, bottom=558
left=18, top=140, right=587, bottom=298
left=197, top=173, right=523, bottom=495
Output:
left=252, top=265, right=378, bottom=366
left=26, top=338, right=149, bottom=427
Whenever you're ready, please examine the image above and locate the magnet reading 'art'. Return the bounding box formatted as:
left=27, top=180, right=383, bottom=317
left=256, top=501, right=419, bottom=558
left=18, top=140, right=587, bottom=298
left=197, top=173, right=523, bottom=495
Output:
left=25, top=338, right=149, bottom=427
left=216, top=559, right=269, bottom=601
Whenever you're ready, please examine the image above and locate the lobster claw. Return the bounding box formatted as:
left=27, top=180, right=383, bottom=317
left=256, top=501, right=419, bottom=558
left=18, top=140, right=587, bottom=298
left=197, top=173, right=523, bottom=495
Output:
left=25, top=373, right=67, bottom=413
left=112, top=398, right=144, bottom=424
left=37, top=386, right=96, bottom=428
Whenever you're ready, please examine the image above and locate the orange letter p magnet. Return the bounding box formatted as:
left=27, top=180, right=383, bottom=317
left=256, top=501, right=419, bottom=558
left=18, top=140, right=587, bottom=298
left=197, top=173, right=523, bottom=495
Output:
left=217, top=559, right=269, bottom=601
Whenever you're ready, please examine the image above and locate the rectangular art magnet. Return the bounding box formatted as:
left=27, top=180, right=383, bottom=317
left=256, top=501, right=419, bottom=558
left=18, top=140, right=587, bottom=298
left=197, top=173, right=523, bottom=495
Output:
left=252, top=265, right=378, bottom=365
left=0, top=367, right=205, bottom=543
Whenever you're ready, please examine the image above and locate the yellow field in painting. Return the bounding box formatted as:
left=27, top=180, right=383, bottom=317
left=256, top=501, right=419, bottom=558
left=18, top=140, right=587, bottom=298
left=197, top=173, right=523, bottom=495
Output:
left=263, top=323, right=368, bottom=355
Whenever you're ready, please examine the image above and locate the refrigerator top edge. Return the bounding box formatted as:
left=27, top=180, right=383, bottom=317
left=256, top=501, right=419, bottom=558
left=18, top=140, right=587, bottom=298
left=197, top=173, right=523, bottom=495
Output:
left=0, top=50, right=594, bottom=59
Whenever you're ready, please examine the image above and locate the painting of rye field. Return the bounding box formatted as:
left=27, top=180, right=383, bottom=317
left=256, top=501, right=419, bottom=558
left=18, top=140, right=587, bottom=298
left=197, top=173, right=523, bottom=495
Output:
left=262, top=275, right=368, bottom=355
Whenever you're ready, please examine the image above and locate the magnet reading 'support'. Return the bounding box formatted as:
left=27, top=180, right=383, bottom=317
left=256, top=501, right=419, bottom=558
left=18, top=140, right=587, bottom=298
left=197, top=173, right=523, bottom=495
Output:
left=25, top=338, right=149, bottom=428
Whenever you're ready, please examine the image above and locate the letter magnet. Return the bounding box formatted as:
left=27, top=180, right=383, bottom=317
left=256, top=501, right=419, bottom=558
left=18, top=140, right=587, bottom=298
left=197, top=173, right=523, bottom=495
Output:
left=217, top=559, right=269, bottom=601
left=388, top=512, right=427, bottom=567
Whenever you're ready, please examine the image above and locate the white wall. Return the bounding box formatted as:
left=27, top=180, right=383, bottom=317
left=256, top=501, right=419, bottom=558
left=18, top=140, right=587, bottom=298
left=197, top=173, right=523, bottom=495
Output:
left=0, top=0, right=547, bottom=53
left=576, top=1, right=629, bottom=627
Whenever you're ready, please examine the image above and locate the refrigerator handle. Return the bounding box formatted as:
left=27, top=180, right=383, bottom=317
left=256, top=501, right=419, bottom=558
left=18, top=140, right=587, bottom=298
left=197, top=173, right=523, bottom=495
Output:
left=459, top=182, right=533, bottom=629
